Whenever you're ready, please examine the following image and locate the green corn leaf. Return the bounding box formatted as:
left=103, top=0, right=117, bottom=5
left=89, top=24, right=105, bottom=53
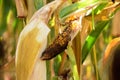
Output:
left=59, top=0, right=99, bottom=18
left=82, top=20, right=110, bottom=63
left=93, top=3, right=108, bottom=15
left=34, top=0, right=44, bottom=10
left=110, top=7, right=120, bottom=18
left=0, top=0, right=10, bottom=36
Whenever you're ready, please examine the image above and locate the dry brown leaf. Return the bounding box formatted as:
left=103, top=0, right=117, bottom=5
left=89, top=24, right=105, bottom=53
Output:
left=100, top=37, right=120, bottom=80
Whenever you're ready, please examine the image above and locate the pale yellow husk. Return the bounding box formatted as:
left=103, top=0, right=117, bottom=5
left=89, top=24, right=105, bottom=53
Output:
left=15, top=0, right=63, bottom=80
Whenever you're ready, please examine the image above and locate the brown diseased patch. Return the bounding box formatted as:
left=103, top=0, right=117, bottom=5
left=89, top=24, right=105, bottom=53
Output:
left=41, top=25, right=72, bottom=60
left=41, top=16, right=80, bottom=60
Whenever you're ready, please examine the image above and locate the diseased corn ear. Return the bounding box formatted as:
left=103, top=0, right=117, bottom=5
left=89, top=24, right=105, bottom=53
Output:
left=41, top=14, right=84, bottom=60
left=15, top=0, right=64, bottom=80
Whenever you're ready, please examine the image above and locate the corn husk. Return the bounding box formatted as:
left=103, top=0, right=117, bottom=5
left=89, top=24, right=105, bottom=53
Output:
left=15, top=0, right=63, bottom=80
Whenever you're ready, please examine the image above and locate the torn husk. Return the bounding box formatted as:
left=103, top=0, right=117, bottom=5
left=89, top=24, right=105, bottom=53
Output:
left=15, top=0, right=64, bottom=80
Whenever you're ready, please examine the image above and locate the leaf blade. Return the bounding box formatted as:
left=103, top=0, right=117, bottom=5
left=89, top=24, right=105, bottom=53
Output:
left=59, top=0, right=99, bottom=18
left=82, top=20, right=109, bottom=63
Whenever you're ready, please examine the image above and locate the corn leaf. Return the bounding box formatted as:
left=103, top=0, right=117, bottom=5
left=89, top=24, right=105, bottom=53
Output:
left=101, top=37, right=120, bottom=80
left=34, top=0, right=45, bottom=10
left=59, top=0, right=99, bottom=18
left=0, top=0, right=10, bottom=36
left=93, top=3, right=108, bottom=15
left=82, top=20, right=110, bottom=63
left=72, top=32, right=81, bottom=76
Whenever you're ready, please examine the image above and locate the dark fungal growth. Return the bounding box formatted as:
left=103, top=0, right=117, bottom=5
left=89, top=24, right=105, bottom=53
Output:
left=41, top=15, right=80, bottom=60
left=41, top=25, right=72, bottom=60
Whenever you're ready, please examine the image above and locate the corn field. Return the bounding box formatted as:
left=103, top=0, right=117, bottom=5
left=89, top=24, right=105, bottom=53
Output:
left=0, top=0, right=120, bottom=80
